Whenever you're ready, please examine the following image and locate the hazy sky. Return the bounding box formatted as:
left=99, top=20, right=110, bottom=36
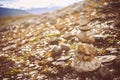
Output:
left=0, top=0, right=83, bottom=9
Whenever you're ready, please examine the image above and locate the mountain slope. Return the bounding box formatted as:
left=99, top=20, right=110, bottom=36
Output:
left=0, top=0, right=120, bottom=80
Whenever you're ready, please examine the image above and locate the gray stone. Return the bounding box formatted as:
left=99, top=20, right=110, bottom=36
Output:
left=51, top=45, right=62, bottom=58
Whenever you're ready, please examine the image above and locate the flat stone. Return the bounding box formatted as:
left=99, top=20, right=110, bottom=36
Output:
left=71, top=57, right=101, bottom=72
left=79, top=26, right=92, bottom=31
left=106, top=47, right=118, bottom=54
left=97, top=55, right=117, bottom=63
left=57, top=56, right=71, bottom=61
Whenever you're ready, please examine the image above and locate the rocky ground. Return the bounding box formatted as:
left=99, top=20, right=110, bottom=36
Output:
left=0, top=0, right=120, bottom=80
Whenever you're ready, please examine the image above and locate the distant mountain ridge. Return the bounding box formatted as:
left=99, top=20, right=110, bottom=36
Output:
left=0, top=7, right=61, bottom=16
left=0, top=7, right=29, bottom=16
left=27, top=7, right=60, bottom=14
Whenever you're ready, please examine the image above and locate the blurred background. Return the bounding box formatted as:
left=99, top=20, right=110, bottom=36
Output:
left=0, top=0, right=83, bottom=16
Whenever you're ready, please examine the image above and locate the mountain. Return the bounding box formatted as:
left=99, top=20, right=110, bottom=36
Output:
left=0, top=7, right=29, bottom=16
left=0, top=7, right=61, bottom=16
left=0, top=0, right=120, bottom=80
left=27, top=7, right=60, bottom=14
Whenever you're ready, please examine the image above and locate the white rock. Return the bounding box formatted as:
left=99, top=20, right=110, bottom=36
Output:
left=2, top=44, right=17, bottom=51
left=57, top=56, right=71, bottom=61
left=52, top=61, right=65, bottom=66
left=97, top=55, right=117, bottom=63
left=47, top=57, right=54, bottom=62
left=70, top=28, right=81, bottom=36
left=94, top=34, right=105, bottom=38
left=71, top=57, right=101, bottom=72
left=17, top=74, right=23, bottom=77
left=29, top=64, right=35, bottom=67
left=29, top=71, right=37, bottom=75
left=79, top=26, right=92, bottom=31
left=3, top=78, right=9, bottom=80
left=106, top=47, right=118, bottom=53
left=117, top=41, right=120, bottom=45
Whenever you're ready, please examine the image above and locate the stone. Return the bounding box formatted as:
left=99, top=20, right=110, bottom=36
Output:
left=98, top=55, right=117, bottom=63
left=49, top=37, right=59, bottom=45
left=106, top=47, right=118, bottom=54
left=52, top=61, right=65, bottom=66
left=71, top=57, right=101, bottom=72
left=79, top=26, right=92, bottom=31
left=51, top=45, right=62, bottom=58
left=117, top=41, right=120, bottom=45
left=2, top=44, right=17, bottom=51
left=29, top=64, right=35, bottom=67
left=70, top=28, right=81, bottom=36
left=57, top=56, right=71, bottom=61
left=47, top=57, right=54, bottom=62
left=3, top=78, right=9, bottom=80
left=71, top=42, right=101, bottom=72
left=77, top=42, right=96, bottom=56
left=64, top=32, right=72, bottom=39
left=77, top=31, right=95, bottom=43
left=61, top=43, right=70, bottom=52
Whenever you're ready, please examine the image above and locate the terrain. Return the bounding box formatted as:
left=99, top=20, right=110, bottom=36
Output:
left=0, top=0, right=120, bottom=80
